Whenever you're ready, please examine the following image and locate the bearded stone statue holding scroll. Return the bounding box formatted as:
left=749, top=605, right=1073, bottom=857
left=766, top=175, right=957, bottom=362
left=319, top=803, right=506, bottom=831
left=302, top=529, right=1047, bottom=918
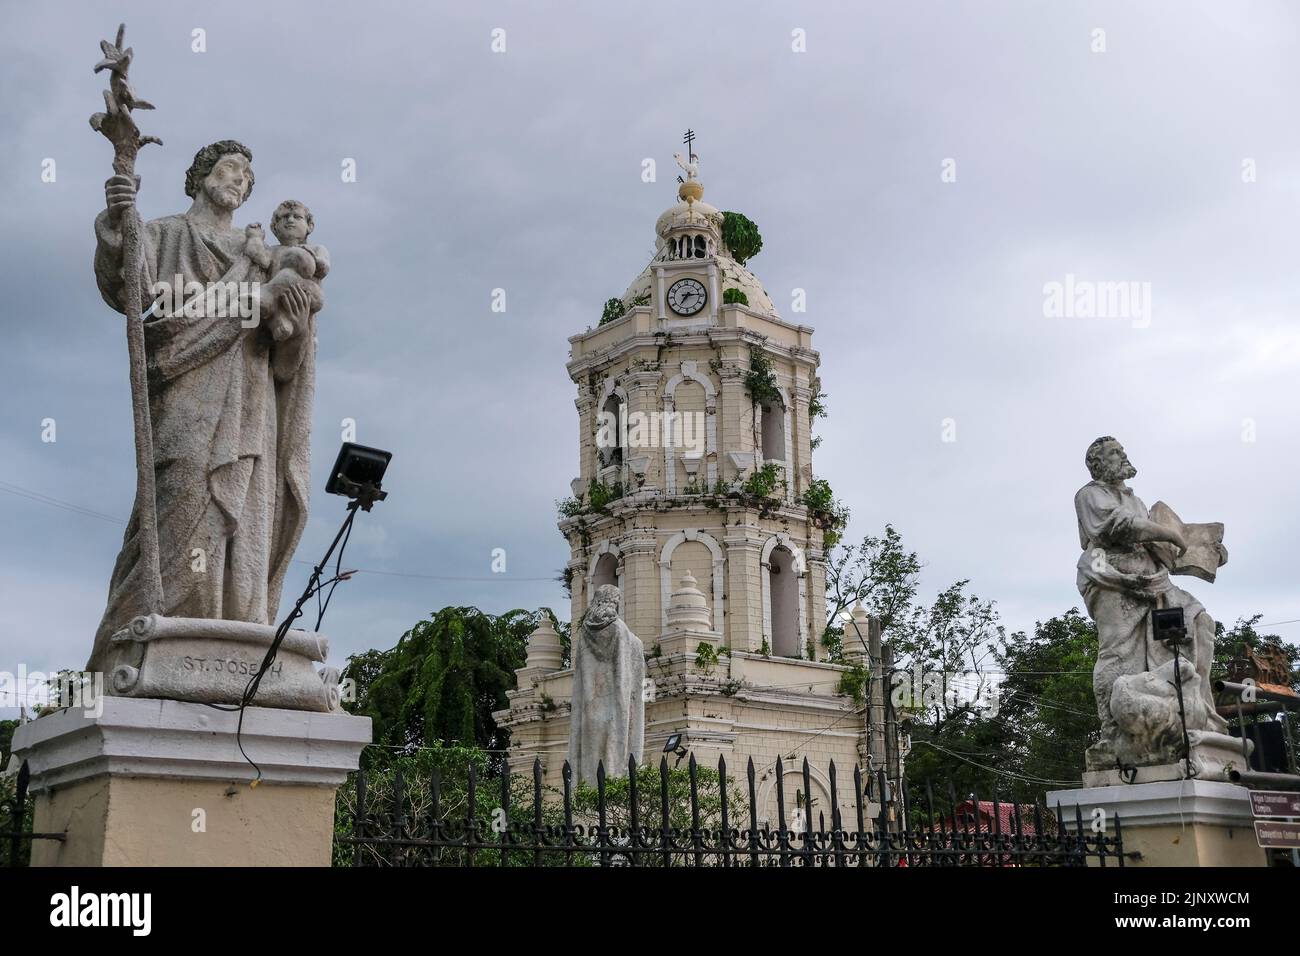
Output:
left=1074, top=437, right=1248, bottom=781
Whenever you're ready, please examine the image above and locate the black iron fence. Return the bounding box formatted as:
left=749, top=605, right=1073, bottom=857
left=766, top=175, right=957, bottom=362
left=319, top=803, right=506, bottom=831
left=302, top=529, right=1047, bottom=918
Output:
left=336, top=753, right=1125, bottom=867
left=1, top=761, right=64, bottom=867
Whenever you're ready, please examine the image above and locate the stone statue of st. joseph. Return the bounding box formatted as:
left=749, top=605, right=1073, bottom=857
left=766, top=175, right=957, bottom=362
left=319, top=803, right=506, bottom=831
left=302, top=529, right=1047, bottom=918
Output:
left=89, top=141, right=316, bottom=674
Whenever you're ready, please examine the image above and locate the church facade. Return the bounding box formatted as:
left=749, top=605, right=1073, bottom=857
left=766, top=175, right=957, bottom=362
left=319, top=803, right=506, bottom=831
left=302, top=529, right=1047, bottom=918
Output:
left=495, top=163, right=898, bottom=825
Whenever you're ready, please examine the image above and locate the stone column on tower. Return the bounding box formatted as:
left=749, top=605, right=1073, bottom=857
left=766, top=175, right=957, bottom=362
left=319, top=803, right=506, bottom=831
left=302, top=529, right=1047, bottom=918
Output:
left=723, top=518, right=766, bottom=652
left=624, top=367, right=663, bottom=492
left=716, top=354, right=757, bottom=482
left=617, top=524, right=660, bottom=651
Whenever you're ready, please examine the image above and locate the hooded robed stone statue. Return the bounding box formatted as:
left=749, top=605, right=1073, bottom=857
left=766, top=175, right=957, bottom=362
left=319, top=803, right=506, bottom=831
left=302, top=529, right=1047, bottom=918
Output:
left=89, top=140, right=329, bottom=710
left=568, top=585, right=645, bottom=785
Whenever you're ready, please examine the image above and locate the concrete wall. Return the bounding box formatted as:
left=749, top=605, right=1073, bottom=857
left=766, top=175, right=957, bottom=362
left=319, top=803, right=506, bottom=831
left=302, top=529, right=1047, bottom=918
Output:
left=31, top=775, right=338, bottom=867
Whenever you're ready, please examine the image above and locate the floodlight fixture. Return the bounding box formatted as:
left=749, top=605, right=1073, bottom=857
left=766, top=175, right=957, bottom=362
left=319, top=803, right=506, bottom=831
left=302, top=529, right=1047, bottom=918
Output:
left=326, top=442, right=391, bottom=511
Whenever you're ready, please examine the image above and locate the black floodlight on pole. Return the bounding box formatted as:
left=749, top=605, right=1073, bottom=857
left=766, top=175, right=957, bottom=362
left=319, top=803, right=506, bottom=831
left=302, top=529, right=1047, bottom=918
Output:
left=1152, top=606, right=1195, bottom=778
left=235, top=443, right=393, bottom=780
left=326, top=442, right=391, bottom=511
left=663, top=733, right=688, bottom=765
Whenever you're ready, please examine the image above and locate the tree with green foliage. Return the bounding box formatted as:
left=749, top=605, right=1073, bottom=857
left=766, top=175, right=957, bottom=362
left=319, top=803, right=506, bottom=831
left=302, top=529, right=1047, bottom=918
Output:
left=343, top=606, right=565, bottom=758
left=906, top=609, right=1297, bottom=801
left=821, top=525, right=922, bottom=659
left=332, top=742, right=746, bottom=866
left=1214, top=613, right=1299, bottom=683
left=824, top=526, right=921, bottom=627
left=1212, top=614, right=1299, bottom=757
left=721, top=210, right=763, bottom=265
left=571, top=759, right=745, bottom=863
left=980, top=609, right=1100, bottom=798
left=0, top=719, right=16, bottom=769
left=822, top=525, right=1004, bottom=789
left=0, top=718, right=30, bottom=866
left=333, top=740, right=573, bottom=867
left=599, top=297, right=624, bottom=327
left=799, top=478, right=849, bottom=549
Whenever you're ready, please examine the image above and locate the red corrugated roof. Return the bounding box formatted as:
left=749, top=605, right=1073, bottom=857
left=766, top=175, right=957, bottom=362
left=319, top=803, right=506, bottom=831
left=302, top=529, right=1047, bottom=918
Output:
left=938, top=800, right=1039, bottom=835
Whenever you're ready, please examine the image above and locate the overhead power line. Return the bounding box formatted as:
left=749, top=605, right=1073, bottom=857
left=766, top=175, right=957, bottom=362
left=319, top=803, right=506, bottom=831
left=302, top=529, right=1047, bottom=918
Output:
left=0, top=478, right=558, bottom=583
left=5, top=477, right=1299, bottom=627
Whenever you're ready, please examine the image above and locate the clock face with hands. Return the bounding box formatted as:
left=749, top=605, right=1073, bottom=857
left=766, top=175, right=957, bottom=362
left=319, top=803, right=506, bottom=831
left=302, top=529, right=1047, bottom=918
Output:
left=667, top=277, right=707, bottom=316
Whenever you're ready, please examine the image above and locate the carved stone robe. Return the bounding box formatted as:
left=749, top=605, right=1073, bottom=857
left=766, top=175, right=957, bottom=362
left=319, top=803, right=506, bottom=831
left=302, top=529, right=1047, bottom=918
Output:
left=1074, top=480, right=1226, bottom=754
left=89, top=210, right=315, bottom=674
left=568, top=618, right=645, bottom=785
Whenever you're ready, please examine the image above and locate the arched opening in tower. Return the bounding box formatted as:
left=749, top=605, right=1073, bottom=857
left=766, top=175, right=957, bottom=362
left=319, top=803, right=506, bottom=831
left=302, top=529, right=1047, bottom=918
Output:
left=599, top=394, right=624, bottom=469
left=769, top=546, right=800, bottom=658
left=591, top=552, right=618, bottom=591
left=761, top=396, right=785, bottom=464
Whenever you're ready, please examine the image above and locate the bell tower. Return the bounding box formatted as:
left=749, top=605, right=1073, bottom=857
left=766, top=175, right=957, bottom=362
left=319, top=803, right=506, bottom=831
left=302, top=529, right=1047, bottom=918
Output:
left=560, top=153, right=833, bottom=661
left=499, top=146, right=883, bottom=821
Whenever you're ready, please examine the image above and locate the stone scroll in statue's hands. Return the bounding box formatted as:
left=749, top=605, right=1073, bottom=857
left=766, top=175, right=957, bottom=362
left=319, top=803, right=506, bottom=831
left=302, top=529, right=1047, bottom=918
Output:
left=1147, top=501, right=1228, bottom=583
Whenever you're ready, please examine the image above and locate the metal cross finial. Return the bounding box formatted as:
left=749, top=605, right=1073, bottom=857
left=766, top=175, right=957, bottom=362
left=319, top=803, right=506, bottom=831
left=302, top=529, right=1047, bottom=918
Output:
left=682, top=128, right=696, bottom=162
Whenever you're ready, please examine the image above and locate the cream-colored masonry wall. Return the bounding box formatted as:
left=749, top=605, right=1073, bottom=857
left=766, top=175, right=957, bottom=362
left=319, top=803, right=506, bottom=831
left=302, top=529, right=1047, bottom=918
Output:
left=567, top=304, right=816, bottom=365
left=29, top=774, right=338, bottom=867
left=566, top=504, right=827, bottom=657
left=500, top=656, right=867, bottom=819
left=1090, top=822, right=1266, bottom=868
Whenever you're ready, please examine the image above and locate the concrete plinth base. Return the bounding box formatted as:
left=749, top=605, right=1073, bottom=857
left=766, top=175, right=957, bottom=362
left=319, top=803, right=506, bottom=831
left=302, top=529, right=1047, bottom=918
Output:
left=1047, top=779, right=1267, bottom=867
left=1083, top=733, right=1251, bottom=787
left=11, top=696, right=370, bottom=867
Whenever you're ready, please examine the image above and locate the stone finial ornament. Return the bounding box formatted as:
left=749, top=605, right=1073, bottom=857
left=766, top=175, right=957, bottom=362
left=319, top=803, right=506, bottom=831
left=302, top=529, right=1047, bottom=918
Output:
left=524, top=616, right=565, bottom=675
left=665, top=572, right=711, bottom=631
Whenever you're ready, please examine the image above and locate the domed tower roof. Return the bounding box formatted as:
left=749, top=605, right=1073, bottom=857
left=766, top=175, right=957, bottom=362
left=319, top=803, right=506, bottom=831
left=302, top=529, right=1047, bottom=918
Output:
left=618, top=169, right=777, bottom=318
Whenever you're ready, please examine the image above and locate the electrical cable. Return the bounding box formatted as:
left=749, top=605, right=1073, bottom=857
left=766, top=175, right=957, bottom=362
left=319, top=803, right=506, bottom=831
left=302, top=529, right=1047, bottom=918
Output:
left=912, top=740, right=1081, bottom=787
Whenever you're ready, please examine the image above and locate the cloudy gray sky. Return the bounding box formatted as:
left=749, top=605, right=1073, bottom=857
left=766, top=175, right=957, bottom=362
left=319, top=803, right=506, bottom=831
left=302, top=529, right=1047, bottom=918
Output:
left=3, top=1, right=1298, bottom=711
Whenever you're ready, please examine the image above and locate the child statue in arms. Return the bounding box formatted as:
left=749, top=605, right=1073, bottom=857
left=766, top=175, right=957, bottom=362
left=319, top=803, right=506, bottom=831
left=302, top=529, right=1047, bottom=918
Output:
left=244, top=199, right=329, bottom=340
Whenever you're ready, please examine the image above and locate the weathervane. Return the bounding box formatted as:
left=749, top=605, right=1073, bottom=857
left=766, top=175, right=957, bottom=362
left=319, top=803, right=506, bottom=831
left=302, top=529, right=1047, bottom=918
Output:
left=673, top=129, right=700, bottom=191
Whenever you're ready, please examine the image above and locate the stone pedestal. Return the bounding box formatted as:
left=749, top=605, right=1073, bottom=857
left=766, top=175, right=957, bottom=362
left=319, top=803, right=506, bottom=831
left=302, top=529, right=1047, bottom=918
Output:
left=1046, top=779, right=1267, bottom=867
left=1084, top=734, right=1250, bottom=787
left=11, top=696, right=370, bottom=867
left=107, top=614, right=341, bottom=712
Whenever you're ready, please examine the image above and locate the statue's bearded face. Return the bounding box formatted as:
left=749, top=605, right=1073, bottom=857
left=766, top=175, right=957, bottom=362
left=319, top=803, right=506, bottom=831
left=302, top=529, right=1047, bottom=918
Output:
left=585, top=587, right=621, bottom=630
left=1095, top=441, right=1137, bottom=482
left=203, top=154, right=253, bottom=211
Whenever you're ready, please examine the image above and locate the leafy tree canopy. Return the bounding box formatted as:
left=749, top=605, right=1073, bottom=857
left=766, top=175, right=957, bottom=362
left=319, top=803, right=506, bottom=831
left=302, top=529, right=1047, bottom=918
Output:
left=344, top=606, right=567, bottom=757
left=721, top=211, right=763, bottom=265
